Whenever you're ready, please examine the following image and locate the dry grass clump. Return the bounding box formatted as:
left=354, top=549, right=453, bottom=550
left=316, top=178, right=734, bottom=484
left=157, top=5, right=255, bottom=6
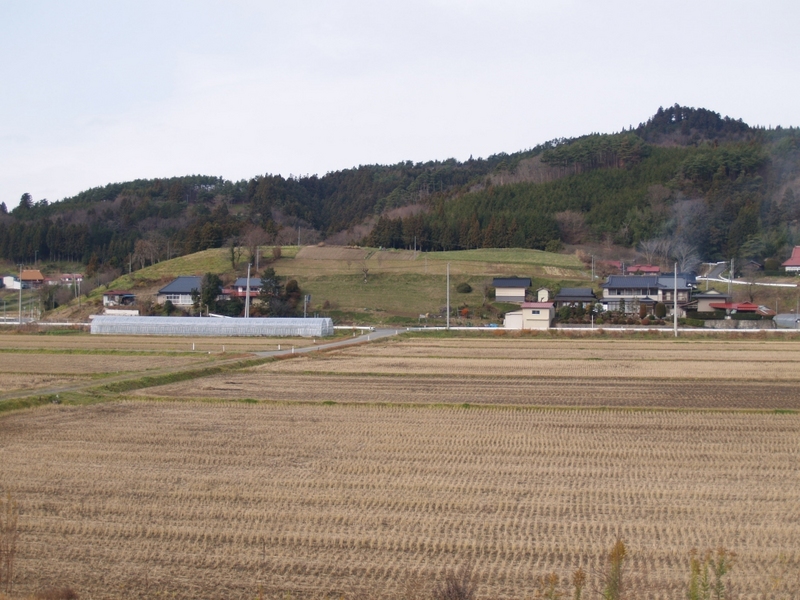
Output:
left=0, top=403, right=798, bottom=598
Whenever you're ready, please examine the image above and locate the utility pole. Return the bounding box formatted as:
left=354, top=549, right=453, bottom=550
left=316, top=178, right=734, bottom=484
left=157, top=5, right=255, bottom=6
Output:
left=673, top=262, right=678, bottom=338
left=446, top=262, right=450, bottom=330
left=728, top=258, right=733, bottom=297
left=256, top=248, right=259, bottom=271
left=244, top=263, right=251, bottom=318
left=18, top=264, right=23, bottom=325
left=591, top=255, right=594, bottom=281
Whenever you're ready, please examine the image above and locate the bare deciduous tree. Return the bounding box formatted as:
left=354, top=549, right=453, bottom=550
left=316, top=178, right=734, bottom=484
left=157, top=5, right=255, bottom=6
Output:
left=133, top=238, right=160, bottom=269
left=671, top=240, right=701, bottom=273
left=638, top=238, right=661, bottom=265
left=554, top=210, right=589, bottom=244
left=242, top=226, right=270, bottom=265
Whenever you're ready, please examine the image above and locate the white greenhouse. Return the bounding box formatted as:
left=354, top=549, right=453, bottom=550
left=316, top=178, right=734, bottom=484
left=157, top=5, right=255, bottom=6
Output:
left=90, top=316, right=334, bottom=337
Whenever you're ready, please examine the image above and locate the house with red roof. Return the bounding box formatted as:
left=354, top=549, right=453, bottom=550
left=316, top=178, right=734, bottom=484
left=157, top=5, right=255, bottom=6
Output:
left=781, top=246, right=800, bottom=273
left=625, top=264, right=661, bottom=275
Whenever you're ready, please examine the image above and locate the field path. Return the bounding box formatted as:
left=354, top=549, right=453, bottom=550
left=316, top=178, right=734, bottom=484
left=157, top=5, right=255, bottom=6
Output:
left=0, top=329, right=401, bottom=404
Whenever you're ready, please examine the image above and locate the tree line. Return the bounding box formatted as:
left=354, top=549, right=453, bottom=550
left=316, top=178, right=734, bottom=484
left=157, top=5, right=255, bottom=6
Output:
left=2, top=106, right=799, bottom=270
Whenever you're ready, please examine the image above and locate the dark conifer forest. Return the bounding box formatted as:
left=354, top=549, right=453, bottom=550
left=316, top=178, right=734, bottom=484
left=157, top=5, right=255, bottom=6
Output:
left=1, top=105, right=799, bottom=269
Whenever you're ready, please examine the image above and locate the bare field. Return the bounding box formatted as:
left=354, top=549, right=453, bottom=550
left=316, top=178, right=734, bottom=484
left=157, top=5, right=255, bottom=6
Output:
left=0, top=372, right=92, bottom=394
left=0, top=353, right=204, bottom=374
left=253, top=354, right=800, bottom=380
left=338, top=337, right=800, bottom=362
left=1, top=403, right=798, bottom=599
left=139, top=337, right=800, bottom=409
left=0, top=333, right=325, bottom=353
left=138, top=373, right=800, bottom=410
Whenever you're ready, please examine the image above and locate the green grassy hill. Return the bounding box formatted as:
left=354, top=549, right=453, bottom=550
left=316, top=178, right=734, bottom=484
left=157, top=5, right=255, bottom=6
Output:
left=72, top=245, right=588, bottom=325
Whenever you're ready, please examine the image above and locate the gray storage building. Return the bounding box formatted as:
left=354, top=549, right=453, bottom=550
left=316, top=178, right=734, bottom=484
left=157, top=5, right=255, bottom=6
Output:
left=90, top=316, right=334, bottom=337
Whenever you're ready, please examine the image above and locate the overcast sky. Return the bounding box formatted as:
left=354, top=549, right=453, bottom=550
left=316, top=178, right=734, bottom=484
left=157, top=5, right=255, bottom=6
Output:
left=1, top=0, right=798, bottom=209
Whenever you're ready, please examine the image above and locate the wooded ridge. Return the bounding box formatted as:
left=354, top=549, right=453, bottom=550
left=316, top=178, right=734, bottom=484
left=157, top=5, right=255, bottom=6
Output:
left=1, top=104, right=798, bottom=271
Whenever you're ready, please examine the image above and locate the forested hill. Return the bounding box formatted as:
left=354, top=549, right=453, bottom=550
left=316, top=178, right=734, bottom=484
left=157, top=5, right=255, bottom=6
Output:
left=1, top=104, right=799, bottom=272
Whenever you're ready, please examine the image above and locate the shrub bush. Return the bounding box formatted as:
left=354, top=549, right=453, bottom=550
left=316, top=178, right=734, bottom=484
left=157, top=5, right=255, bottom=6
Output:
left=687, top=310, right=725, bottom=320
left=545, top=239, right=563, bottom=253
left=679, top=317, right=705, bottom=327
left=654, top=302, right=666, bottom=318
left=456, top=282, right=472, bottom=294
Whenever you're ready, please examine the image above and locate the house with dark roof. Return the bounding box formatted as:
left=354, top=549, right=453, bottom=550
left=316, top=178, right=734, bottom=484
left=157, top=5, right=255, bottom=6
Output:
left=782, top=246, right=800, bottom=273
left=224, top=277, right=263, bottom=299
left=553, top=287, right=597, bottom=308
left=600, top=275, right=692, bottom=315
left=688, top=290, right=732, bottom=313
left=492, top=277, right=531, bottom=303
left=157, top=276, right=202, bottom=306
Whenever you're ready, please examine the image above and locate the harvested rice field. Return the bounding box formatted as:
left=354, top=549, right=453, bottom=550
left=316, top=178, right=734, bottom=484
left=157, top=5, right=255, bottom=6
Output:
left=0, top=333, right=327, bottom=353
left=0, top=403, right=798, bottom=599
left=2, top=334, right=800, bottom=599
left=140, top=337, right=800, bottom=410
left=0, top=353, right=203, bottom=375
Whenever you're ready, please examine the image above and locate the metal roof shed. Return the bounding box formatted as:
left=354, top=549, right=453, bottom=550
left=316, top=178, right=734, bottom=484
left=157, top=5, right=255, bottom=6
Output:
left=90, top=316, right=334, bottom=337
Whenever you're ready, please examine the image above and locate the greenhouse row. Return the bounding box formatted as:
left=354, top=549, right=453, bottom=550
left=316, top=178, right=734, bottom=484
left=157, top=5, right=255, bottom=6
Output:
left=90, top=316, right=335, bottom=337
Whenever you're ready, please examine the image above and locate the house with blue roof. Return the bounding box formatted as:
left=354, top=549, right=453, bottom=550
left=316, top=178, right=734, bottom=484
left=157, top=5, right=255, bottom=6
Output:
left=157, top=276, right=202, bottom=306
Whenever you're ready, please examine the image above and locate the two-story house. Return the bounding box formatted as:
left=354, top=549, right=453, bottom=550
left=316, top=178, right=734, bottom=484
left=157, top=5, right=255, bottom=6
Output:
left=600, top=275, right=692, bottom=316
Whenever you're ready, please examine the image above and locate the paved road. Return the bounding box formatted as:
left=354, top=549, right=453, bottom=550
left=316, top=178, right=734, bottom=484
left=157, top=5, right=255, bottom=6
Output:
left=254, top=328, right=402, bottom=357
left=704, top=262, right=728, bottom=281
left=0, top=329, right=404, bottom=404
